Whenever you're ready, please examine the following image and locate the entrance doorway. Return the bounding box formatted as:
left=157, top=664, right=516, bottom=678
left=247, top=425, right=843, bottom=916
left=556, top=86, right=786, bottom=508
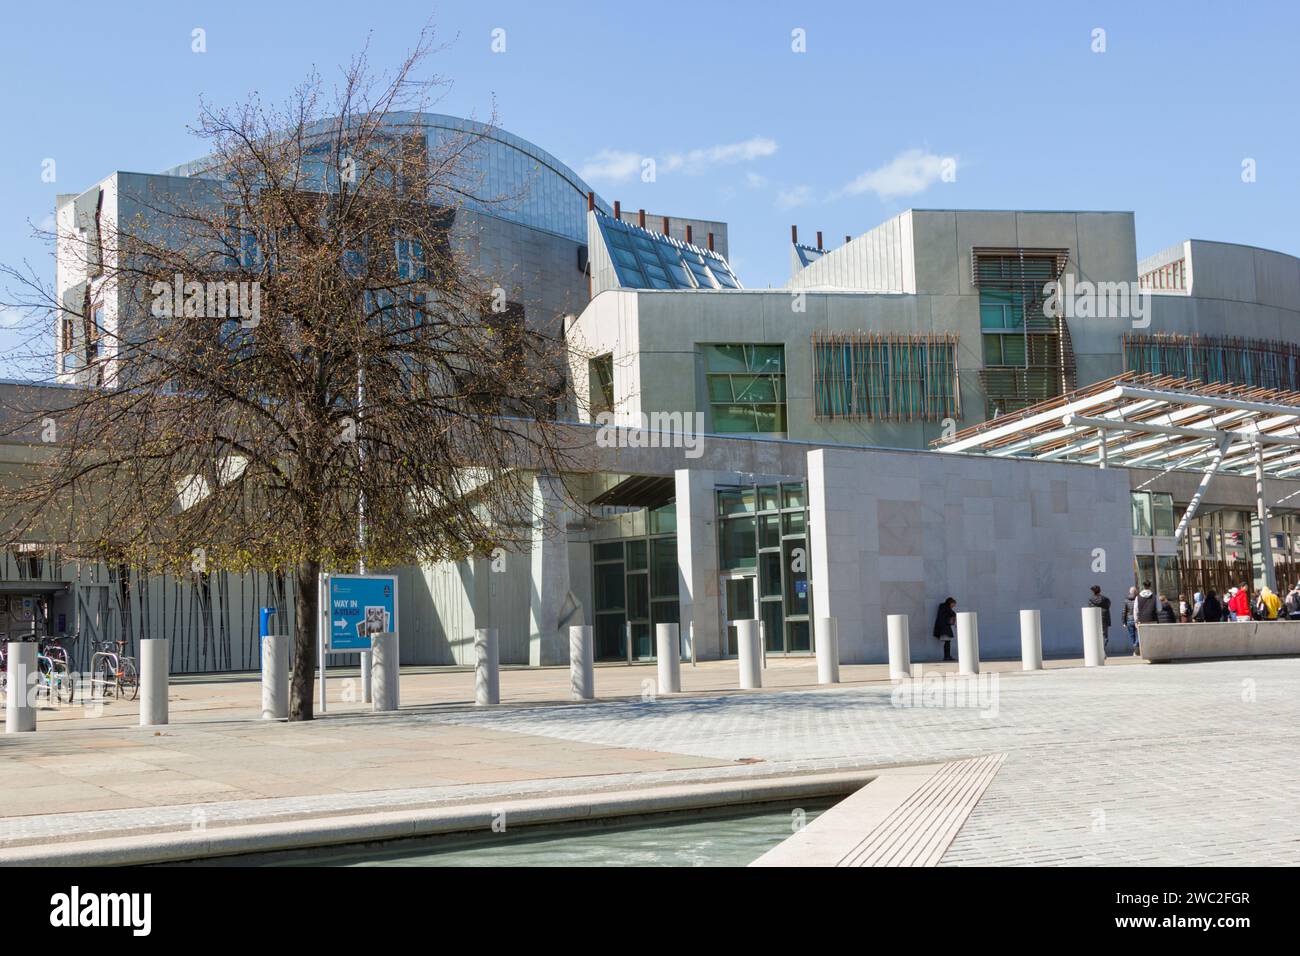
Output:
left=721, top=573, right=756, bottom=656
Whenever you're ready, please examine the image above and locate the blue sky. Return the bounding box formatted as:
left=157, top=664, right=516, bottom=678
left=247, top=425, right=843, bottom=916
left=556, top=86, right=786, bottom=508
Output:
left=2, top=0, right=1297, bottom=368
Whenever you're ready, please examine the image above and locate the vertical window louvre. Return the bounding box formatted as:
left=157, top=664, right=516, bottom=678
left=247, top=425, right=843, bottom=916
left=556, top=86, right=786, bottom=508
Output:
left=812, top=332, right=960, bottom=422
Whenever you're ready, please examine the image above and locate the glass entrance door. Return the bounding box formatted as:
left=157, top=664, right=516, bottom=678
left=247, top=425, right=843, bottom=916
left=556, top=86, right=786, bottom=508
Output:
left=721, top=574, right=757, bottom=656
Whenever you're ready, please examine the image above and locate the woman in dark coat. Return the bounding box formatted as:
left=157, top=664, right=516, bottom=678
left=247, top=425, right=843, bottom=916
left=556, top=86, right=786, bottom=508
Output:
left=933, top=597, right=957, bottom=662
left=1194, top=589, right=1223, bottom=622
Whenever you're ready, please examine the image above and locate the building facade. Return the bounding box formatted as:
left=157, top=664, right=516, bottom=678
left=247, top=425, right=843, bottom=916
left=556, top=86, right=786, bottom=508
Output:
left=10, top=115, right=1300, bottom=675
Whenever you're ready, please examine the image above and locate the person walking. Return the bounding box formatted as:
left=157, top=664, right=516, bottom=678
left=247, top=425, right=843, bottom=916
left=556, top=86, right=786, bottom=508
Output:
left=1157, top=594, right=1177, bottom=623
left=1178, top=593, right=1191, bottom=623
left=1088, top=585, right=1112, bottom=650
left=1194, top=589, right=1223, bottom=622
left=1134, top=581, right=1158, bottom=655
left=932, top=597, right=957, bottom=662
left=1285, top=584, right=1300, bottom=620
left=1121, top=586, right=1139, bottom=653
left=1258, top=585, right=1281, bottom=621
left=1228, top=584, right=1251, bottom=622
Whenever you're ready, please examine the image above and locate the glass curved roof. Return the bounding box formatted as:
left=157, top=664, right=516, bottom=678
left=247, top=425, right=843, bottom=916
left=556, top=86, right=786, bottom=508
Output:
left=597, top=214, right=741, bottom=290
left=161, top=112, right=607, bottom=243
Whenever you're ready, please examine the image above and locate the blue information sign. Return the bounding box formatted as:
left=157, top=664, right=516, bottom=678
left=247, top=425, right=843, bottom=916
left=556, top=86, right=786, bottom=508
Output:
left=324, top=574, right=398, bottom=653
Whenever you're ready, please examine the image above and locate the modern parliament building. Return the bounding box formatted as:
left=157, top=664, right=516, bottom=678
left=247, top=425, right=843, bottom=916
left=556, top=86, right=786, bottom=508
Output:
left=6, top=111, right=1300, bottom=674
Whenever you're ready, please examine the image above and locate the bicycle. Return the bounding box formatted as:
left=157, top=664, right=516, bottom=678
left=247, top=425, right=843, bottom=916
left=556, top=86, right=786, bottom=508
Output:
left=89, top=639, right=139, bottom=702
left=37, top=634, right=78, bottom=705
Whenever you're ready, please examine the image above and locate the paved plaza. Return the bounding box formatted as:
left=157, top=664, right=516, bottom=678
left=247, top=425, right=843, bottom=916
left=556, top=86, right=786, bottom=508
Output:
left=2, top=654, right=1297, bottom=865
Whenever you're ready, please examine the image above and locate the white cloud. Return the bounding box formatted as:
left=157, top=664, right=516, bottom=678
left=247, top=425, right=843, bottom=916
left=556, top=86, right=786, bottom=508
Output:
left=661, top=137, right=777, bottom=175
left=579, top=136, right=778, bottom=183
left=775, top=185, right=812, bottom=209
left=745, top=171, right=768, bottom=189
left=578, top=149, right=643, bottom=183
left=840, top=148, right=957, bottom=200
left=0, top=307, right=29, bottom=329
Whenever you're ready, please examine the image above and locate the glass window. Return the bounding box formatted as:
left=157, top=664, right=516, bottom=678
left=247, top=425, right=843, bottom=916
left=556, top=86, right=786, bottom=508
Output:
left=762, top=600, right=784, bottom=652
left=625, top=539, right=647, bottom=571
left=783, top=510, right=806, bottom=536
left=758, top=513, right=781, bottom=549
left=627, top=573, right=649, bottom=621
left=650, top=538, right=679, bottom=597
left=718, top=488, right=756, bottom=515
left=760, top=551, right=782, bottom=598
left=1152, top=493, right=1176, bottom=537
left=720, top=516, right=758, bottom=570
left=649, top=503, right=677, bottom=535
left=786, top=620, right=812, bottom=653
left=782, top=483, right=806, bottom=509
left=783, top=538, right=810, bottom=616
left=594, top=562, right=625, bottom=612
left=1130, top=493, right=1153, bottom=537
left=594, top=541, right=623, bottom=562
left=758, top=486, right=781, bottom=512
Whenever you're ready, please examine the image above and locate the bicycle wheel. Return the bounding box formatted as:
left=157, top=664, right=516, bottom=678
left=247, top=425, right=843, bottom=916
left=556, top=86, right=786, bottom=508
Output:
left=92, top=655, right=115, bottom=700
left=54, top=662, right=75, bottom=704
left=121, top=658, right=139, bottom=701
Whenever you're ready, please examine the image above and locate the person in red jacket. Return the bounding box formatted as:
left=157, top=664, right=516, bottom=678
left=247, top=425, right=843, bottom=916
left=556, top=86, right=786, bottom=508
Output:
left=1228, top=584, right=1251, bottom=621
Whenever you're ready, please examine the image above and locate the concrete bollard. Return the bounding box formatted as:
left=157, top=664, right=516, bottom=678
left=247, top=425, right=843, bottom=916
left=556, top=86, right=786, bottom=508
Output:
left=816, top=617, right=840, bottom=684
left=656, top=623, right=681, bottom=693
left=736, top=619, right=762, bottom=689
left=886, top=614, right=912, bottom=679
left=261, top=634, right=289, bottom=719
left=474, top=627, right=500, bottom=705
left=139, top=638, right=169, bottom=726
left=360, top=650, right=372, bottom=704
left=1081, top=606, right=1105, bottom=667
left=570, top=625, right=595, bottom=700
left=5, top=642, right=36, bottom=733
left=1020, top=610, right=1043, bottom=671
left=371, top=632, right=399, bottom=712
left=956, top=611, right=980, bottom=675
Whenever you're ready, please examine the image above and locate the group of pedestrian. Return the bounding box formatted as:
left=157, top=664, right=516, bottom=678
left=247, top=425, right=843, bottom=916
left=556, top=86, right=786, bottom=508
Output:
left=928, top=577, right=1300, bottom=664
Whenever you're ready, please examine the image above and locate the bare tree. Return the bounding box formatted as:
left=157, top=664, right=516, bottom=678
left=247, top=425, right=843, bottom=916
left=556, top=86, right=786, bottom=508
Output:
left=0, top=31, right=585, bottom=719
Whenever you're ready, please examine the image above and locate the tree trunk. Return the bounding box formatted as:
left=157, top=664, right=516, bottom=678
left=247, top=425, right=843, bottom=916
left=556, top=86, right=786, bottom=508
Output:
left=290, top=557, right=320, bottom=720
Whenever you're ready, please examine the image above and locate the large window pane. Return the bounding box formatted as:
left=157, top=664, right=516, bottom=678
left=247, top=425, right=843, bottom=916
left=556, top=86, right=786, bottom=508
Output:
left=650, top=537, right=679, bottom=598
left=720, top=516, right=757, bottom=570
left=594, top=563, right=625, bottom=612
left=627, top=573, right=649, bottom=620
left=1152, top=493, right=1175, bottom=537
left=1130, top=493, right=1153, bottom=537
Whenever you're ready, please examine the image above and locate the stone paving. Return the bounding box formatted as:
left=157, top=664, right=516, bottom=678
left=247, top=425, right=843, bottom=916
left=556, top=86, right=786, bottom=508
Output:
left=431, top=658, right=1300, bottom=866
left=3, top=655, right=1298, bottom=864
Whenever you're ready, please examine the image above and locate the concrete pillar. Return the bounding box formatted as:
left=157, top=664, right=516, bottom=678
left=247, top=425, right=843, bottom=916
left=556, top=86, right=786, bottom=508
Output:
left=139, top=638, right=169, bottom=726
left=675, top=468, right=722, bottom=660
left=807, top=449, right=867, bottom=662
left=1081, top=607, right=1105, bottom=667
left=569, top=625, right=594, bottom=701
left=529, top=475, right=570, bottom=666
left=656, top=623, right=681, bottom=693
left=1019, top=610, right=1043, bottom=671
left=736, top=619, right=762, bottom=689
left=886, top=614, right=912, bottom=679
left=5, top=642, right=35, bottom=733
left=360, top=650, right=372, bottom=704
left=261, top=634, right=289, bottom=719
left=816, top=617, right=840, bottom=684
left=1254, top=440, right=1276, bottom=592
left=371, top=632, right=399, bottom=712
left=474, top=627, right=500, bottom=706
left=956, top=611, right=980, bottom=675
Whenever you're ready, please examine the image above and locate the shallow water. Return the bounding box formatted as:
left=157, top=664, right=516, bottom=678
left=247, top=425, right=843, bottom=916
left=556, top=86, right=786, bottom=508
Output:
left=214, top=798, right=835, bottom=867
